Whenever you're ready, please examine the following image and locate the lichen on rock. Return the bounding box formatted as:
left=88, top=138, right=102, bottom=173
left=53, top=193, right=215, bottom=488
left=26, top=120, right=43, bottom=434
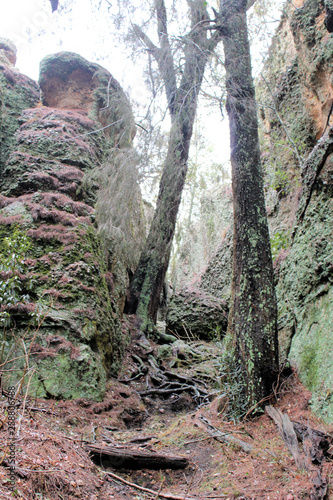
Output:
left=0, top=50, right=142, bottom=401
left=0, top=39, right=40, bottom=175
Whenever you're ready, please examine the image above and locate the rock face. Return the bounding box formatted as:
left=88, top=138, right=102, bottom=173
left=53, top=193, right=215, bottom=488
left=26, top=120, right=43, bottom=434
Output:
left=275, top=129, right=333, bottom=422
left=256, top=0, right=333, bottom=422
left=0, top=50, right=140, bottom=400
left=39, top=52, right=135, bottom=148
left=0, top=37, right=40, bottom=175
left=167, top=0, right=333, bottom=422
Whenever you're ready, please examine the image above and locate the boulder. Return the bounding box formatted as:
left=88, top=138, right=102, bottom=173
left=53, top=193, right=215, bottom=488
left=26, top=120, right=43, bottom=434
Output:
left=0, top=39, right=40, bottom=174
left=166, top=288, right=228, bottom=341
left=39, top=51, right=136, bottom=148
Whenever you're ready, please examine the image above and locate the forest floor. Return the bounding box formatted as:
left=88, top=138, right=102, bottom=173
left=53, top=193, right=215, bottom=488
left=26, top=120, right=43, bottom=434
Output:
left=0, top=321, right=332, bottom=500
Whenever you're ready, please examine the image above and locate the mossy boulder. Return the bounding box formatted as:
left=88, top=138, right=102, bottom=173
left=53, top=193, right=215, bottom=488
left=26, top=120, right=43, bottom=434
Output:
left=166, top=288, right=228, bottom=341
left=39, top=51, right=136, bottom=148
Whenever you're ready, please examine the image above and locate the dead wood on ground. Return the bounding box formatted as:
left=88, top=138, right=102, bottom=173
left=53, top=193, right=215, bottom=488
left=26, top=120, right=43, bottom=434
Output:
left=266, top=405, right=333, bottom=500
left=105, top=470, right=200, bottom=499
left=195, top=415, right=254, bottom=453
left=85, top=443, right=189, bottom=470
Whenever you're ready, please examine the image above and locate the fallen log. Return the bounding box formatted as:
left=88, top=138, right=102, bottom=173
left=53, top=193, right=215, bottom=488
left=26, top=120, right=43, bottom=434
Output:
left=265, top=405, right=308, bottom=469
left=293, top=421, right=333, bottom=463
left=1, top=459, right=30, bottom=478
left=85, top=443, right=189, bottom=470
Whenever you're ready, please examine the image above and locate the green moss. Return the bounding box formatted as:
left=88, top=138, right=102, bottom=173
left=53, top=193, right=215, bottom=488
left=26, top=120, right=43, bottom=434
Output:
left=0, top=68, right=39, bottom=174
left=0, top=222, right=124, bottom=400
left=290, top=289, right=333, bottom=423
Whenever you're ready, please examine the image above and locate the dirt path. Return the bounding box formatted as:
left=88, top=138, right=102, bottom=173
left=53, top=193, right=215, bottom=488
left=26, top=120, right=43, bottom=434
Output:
left=1, top=332, right=332, bottom=499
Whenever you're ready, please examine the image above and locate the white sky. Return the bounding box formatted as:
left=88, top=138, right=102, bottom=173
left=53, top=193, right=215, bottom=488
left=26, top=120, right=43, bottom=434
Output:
left=0, top=0, right=230, bottom=162
left=1, top=0, right=281, bottom=203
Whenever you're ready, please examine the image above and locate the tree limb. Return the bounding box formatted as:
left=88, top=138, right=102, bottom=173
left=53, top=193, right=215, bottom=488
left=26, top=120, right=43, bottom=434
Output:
left=85, top=443, right=189, bottom=470
left=197, top=416, right=254, bottom=453
left=132, top=24, right=159, bottom=56
left=265, top=405, right=308, bottom=469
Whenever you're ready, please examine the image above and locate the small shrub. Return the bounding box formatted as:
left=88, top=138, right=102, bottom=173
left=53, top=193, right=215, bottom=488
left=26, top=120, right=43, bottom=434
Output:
left=0, top=228, right=34, bottom=327
left=270, top=230, right=290, bottom=261
left=215, top=333, right=248, bottom=422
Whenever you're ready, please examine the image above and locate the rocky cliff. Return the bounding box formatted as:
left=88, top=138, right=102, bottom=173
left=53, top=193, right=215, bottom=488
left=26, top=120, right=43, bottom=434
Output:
left=0, top=44, right=144, bottom=401
left=258, top=0, right=333, bottom=422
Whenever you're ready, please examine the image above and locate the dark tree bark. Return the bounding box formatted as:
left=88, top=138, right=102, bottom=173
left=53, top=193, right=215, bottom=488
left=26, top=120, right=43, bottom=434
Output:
left=324, top=0, right=333, bottom=32
left=126, top=0, right=278, bottom=409
left=221, top=0, right=279, bottom=408
left=126, top=0, right=214, bottom=329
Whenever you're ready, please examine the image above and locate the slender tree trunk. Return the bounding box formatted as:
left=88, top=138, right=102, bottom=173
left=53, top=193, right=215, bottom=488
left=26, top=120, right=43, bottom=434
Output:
left=222, top=0, right=279, bottom=407
left=126, top=1, right=209, bottom=330
left=126, top=119, right=192, bottom=326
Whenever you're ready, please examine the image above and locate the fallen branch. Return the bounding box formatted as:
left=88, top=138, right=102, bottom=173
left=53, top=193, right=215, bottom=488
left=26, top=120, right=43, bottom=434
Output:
left=265, top=405, right=308, bottom=469
left=105, top=470, right=199, bottom=500
left=129, top=435, right=157, bottom=444
left=266, top=406, right=329, bottom=500
left=1, top=459, right=30, bottom=478
left=293, top=421, right=333, bottom=462
left=85, top=443, right=189, bottom=470
left=196, top=416, right=253, bottom=453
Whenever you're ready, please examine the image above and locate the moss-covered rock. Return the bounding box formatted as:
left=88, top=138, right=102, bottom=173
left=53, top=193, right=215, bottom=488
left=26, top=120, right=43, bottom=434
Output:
left=289, top=287, right=333, bottom=423
left=0, top=40, right=40, bottom=175
left=0, top=51, right=142, bottom=401
left=166, top=288, right=228, bottom=341
left=39, top=51, right=136, bottom=148
left=255, top=1, right=333, bottom=422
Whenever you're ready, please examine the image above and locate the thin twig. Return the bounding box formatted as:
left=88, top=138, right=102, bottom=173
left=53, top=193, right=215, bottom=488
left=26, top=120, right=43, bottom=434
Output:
left=104, top=470, right=200, bottom=500
left=17, top=369, right=35, bottom=436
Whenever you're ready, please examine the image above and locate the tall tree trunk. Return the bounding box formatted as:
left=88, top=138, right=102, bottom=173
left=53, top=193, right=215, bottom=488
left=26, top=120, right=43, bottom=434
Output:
left=222, top=0, right=279, bottom=407
left=126, top=0, right=209, bottom=330
left=126, top=119, right=192, bottom=326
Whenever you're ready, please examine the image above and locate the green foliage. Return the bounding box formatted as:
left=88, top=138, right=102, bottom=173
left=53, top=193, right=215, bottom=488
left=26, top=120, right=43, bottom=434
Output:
left=270, top=168, right=292, bottom=196
left=270, top=230, right=290, bottom=261
left=0, top=229, right=33, bottom=327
